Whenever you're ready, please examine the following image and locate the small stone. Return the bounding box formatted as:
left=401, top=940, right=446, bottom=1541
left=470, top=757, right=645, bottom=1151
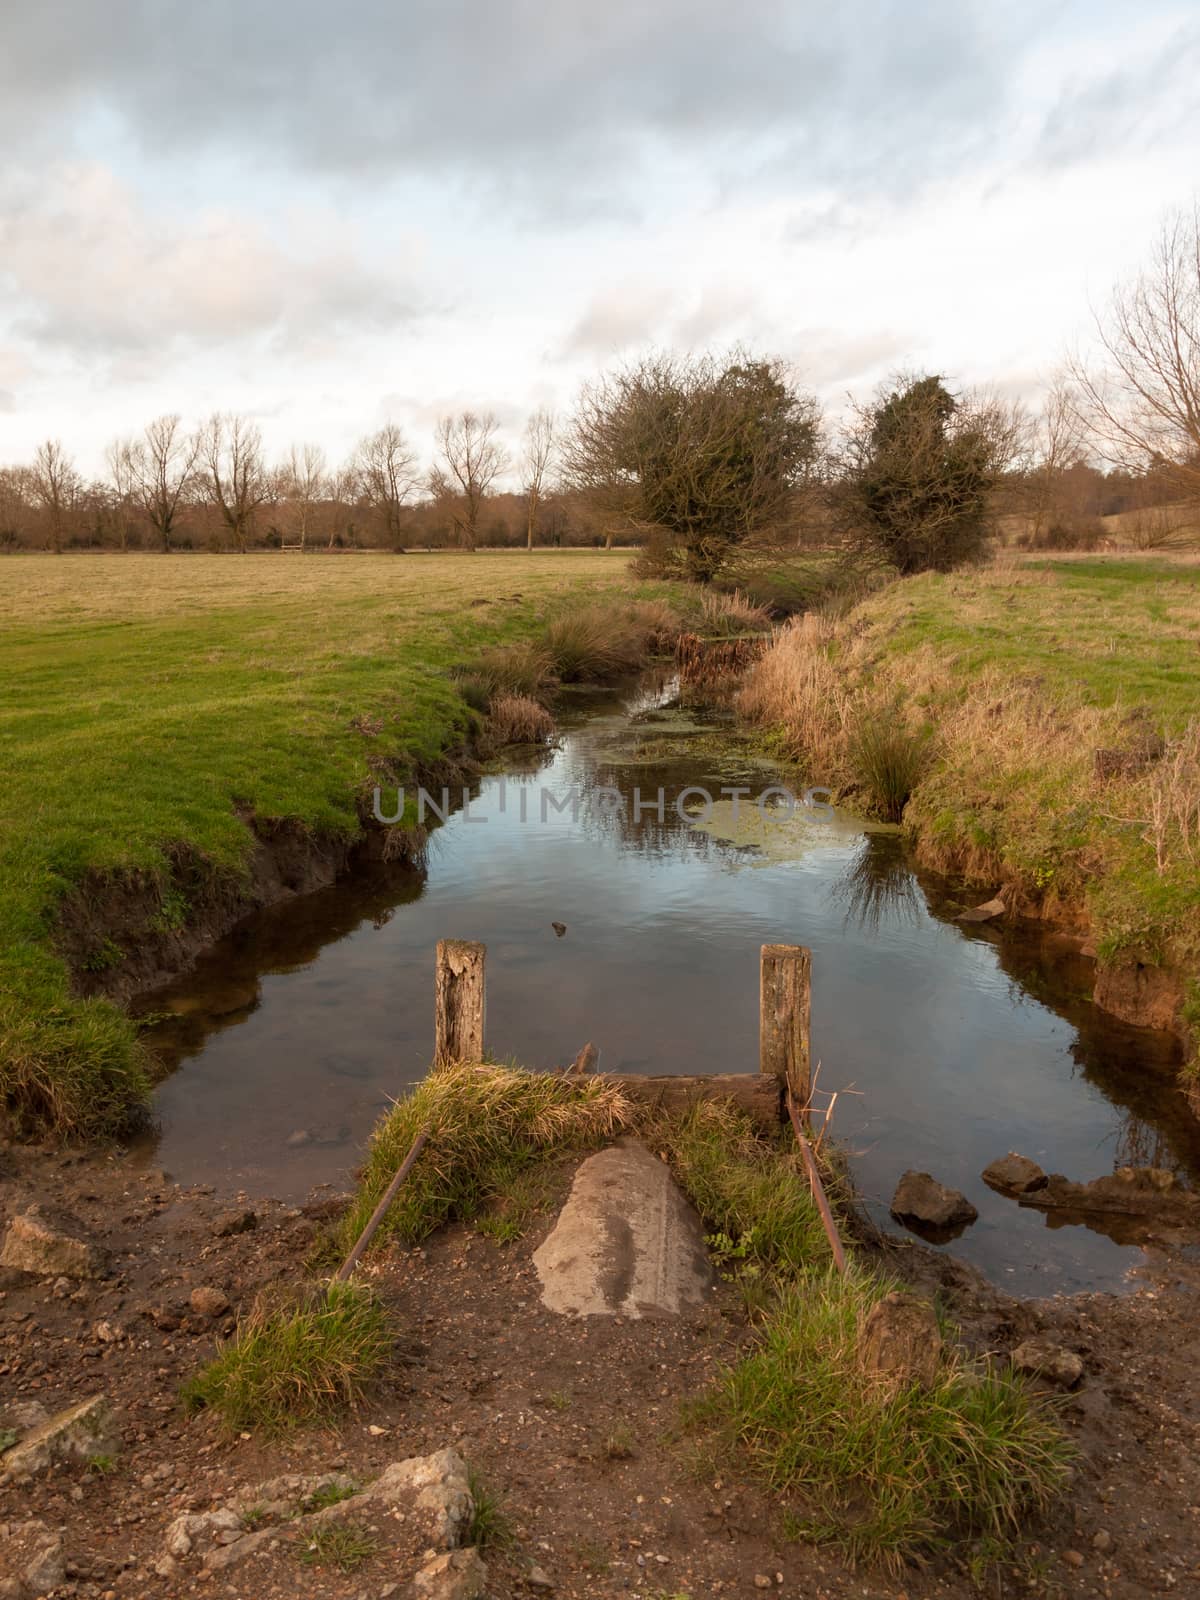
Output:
left=890, top=1171, right=978, bottom=1234
left=213, top=1209, right=256, bottom=1237
left=982, top=1153, right=1048, bottom=1195
left=93, top=1320, right=124, bottom=1344
left=527, top=1567, right=554, bottom=1591
left=1012, top=1337, right=1085, bottom=1389
left=189, top=1286, right=230, bottom=1319
left=1062, top=1548, right=1085, bottom=1568
left=412, top=1548, right=487, bottom=1599
left=0, top=1206, right=108, bottom=1279
left=957, top=895, right=1005, bottom=922
left=1092, top=1529, right=1114, bottom=1553
left=754, top=1577, right=773, bottom=1590
left=22, top=1524, right=67, bottom=1595
left=285, top=1130, right=310, bottom=1147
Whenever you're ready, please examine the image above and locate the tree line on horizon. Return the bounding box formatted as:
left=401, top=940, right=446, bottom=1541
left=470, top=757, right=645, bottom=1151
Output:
left=2, top=210, right=1197, bottom=579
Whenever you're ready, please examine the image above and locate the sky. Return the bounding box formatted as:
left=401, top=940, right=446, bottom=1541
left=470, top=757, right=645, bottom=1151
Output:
left=1, top=0, right=1198, bottom=481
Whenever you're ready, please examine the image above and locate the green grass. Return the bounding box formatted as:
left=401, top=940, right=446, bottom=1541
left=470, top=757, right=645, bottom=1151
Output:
left=691, top=1268, right=1072, bottom=1572
left=180, top=1279, right=392, bottom=1432
left=297, top=1523, right=379, bottom=1573
left=651, top=1099, right=829, bottom=1275
left=341, top=1061, right=633, bottom=1254
left=0, top=551, right=681, bottom=1138
left=465, top=1465, right=515, bottom=1551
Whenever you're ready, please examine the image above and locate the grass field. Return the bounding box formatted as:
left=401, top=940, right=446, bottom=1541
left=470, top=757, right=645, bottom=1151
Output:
left=740, top=556, right=1200, bottom=1056
left=0, top=551, right=658, bottom=1135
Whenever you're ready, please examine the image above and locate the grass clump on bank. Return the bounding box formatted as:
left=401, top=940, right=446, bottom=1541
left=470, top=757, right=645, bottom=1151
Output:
left=341, top=1062, right=633, bottom=1253
left=693, top=1269, right=1072, bottom=1572
left=180, top=1280, right=392, bottom=1433
left=651, top=1099, right=828, bottom=1274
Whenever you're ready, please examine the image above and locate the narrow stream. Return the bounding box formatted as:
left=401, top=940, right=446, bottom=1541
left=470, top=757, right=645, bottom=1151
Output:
left=135, top=678, right=1198, bottom=1296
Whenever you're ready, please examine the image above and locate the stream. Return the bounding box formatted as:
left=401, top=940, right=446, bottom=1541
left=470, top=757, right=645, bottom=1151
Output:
left=134, top=677, right=1199, bottom=1296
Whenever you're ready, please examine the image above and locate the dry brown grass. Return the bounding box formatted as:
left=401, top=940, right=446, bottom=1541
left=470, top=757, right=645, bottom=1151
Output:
left=699, top=588, right=772, bottom=634
left=485, top=693, right=556, bottom=746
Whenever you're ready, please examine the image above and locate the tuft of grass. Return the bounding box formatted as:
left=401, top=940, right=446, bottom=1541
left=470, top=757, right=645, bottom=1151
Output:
left=305, top=1480, right=358, bottom=1511
left=297, top=1523, right=379, bottom=1573
left=180, top=1280, right=392, bottom=1433
left=848, top=708, right=931, bottom=823
left=459, top=637, right=555, bottom=702
left=466, top=1465, right=515, bottom=1551
left=542, top=603, right=652, bottom=681
left=698, top=587, right=772, bottom=635
left=651, top=1099, right=828, bottom=1275
left=484, top=692, right=556, bottom=747
left=693, top=1268, right=1072, bottom=1572
left=341, top=1062, right=633, bottom=1254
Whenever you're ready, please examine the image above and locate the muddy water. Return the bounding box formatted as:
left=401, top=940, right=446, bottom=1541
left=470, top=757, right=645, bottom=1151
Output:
left=136, top=680, right=1199, bottom=1295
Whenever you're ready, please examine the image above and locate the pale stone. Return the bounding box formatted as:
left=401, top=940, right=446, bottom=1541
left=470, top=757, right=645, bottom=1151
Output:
left=0, top=1395, right=116, bottom=1481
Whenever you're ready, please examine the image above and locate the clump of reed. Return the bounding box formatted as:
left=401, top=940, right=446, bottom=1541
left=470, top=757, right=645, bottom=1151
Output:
left=699, top=588, right=772, bottom=635
left=341, top=1062, right=633, bottom=1252
left=484, top=693, right=556, bottom=747
left=847, top=707, right=932, bottom=823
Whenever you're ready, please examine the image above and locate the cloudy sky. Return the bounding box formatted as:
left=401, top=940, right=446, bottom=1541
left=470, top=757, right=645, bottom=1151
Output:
left=1, top=1, right=1197, bottom=478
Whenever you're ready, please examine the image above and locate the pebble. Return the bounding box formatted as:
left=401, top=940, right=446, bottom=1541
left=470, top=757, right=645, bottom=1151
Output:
left=190, top=1286, right=231, bottom=1318
left=1093, top=1529, right=1115, bottom=1553
left=1063, top=1548, right=1085, bottom=1568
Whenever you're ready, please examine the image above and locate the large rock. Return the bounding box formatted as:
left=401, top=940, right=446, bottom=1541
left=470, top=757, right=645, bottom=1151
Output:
left=161, top=1450, right=474, bottom=1575
left=982, top=1153, right=1048, bottom=1195
left=0, top=1206, right=107, bottom=1279
left=860, top=1291, right=942, bottom=1390
left=532, top=1137, right=714, bottom=1318
left=1, top=1395, right=116, bottom=1482
left=890, top=1170, right=978, bottom=1239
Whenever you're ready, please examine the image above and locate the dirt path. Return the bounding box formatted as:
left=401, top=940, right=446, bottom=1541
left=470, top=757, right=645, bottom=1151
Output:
left=3, top=1144, right=1200, bottom=1598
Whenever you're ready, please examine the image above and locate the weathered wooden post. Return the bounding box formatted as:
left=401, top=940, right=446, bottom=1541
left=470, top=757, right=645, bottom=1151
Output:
left=434, top=939, right=486, bottom=1069
left=760, top=943, right=811, bottom=1116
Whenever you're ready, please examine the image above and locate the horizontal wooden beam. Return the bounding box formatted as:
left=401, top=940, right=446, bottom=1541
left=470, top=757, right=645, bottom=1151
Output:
left=601, top=1072, right=783, bottom=1129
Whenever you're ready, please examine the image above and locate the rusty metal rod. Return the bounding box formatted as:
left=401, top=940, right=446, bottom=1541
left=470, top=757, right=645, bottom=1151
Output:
left=334, top=1126, right=431, bottom=1282
left=786, top=1092, right=847, bottom=1275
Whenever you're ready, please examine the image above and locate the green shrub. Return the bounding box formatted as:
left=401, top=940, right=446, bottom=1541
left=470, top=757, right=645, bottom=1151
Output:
left=848, top=709, right=931, bottom=822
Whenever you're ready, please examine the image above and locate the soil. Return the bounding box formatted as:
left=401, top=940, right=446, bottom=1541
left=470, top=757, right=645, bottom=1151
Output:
left=3, top=1143, right=1200, bottom=1600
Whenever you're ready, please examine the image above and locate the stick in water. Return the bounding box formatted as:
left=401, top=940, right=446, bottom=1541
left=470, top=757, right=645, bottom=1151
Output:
left=334, top=1126, right=431, bottom=1283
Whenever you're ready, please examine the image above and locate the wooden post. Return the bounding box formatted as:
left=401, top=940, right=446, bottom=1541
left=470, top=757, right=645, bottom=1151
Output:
left=760, top=944, right=811, bottom=1115
left=434, top=939, right=486, bottom=1068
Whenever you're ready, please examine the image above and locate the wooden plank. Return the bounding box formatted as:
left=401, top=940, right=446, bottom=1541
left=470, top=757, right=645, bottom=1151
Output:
left=603, top=1072, right=783, bottom=1129
left=434, top=939, right=486, bottom=1069
left=759, top=943, right=811, bottom=1113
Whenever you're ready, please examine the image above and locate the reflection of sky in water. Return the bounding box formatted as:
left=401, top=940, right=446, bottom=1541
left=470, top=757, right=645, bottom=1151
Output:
left=140, top=689, right=1196, bottom=1296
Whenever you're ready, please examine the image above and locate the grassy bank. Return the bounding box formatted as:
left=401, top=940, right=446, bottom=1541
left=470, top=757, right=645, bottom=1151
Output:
left=739, top=557, right=1200, bottom=1056
left=0, top=551, right=679, bottom=1137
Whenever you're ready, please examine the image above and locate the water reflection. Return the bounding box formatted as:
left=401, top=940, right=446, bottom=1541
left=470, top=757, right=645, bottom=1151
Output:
left=135, top=682, right=1194, bottom=1295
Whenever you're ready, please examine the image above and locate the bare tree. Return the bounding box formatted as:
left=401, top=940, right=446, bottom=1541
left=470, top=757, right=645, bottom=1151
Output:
left=128, top=415, right=201, bottom=552
left=354, top=423, right=419, bottom=549
left=30, top=440, right=82, bottom=554
left=201, top=413, right=269, bottom=553
left=327, top=460, right=363, bottom=550
left=433, top=411, right=509, bottom=551
left=1025, top=377, right=1087, bottom=541
left=0, top=465, right=35, bottom=550
left=520, top=408, right=557, bottom=550
left=280, top=443, right=327, bottom=550
left=1070, top=208, right=1200, bottom=511
left=104, top=438, right=141, bottom=551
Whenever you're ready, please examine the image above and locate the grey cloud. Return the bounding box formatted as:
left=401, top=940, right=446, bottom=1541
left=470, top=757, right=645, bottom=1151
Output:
left=0, top=165, right=425, bottom=356
left=0, top=1, right=1046, bottom=209
left=1034, top=23, right=1200, bottom=170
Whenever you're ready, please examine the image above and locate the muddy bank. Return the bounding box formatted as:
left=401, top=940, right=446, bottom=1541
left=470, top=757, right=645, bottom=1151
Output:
left=908, top=833, right=1192, bottom=1052
left=2, top=1140, right=1200, bottom=1599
